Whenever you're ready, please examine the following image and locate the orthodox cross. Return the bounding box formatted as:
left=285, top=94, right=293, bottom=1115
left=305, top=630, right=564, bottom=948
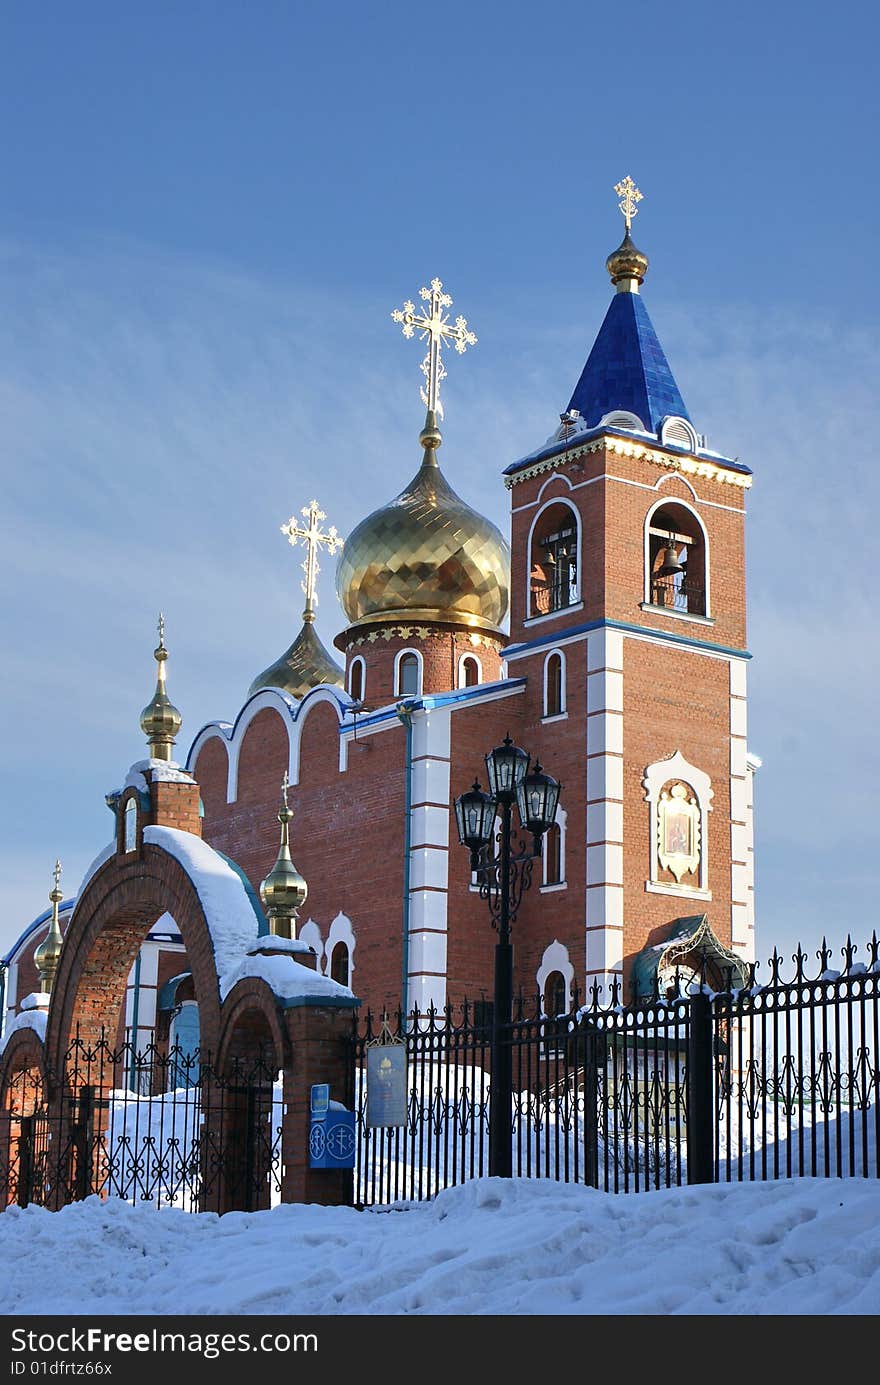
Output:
left=52, top=859, right=62, bottom=893
left=281, top=500, right=343, bottom=620
left=614, top=175, right=643, bottom=232
left=391, top=277, right=477, bottom=418
left=280, top=769, right=290, bottom=810
left=157, top=611, right=166, bottom=649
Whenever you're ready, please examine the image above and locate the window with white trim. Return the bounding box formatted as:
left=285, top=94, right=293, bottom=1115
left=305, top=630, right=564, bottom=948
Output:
left=396, top=651, right=421, bottom=697
left=459, top=655, right=481, bottom=688
left=124, top=797, right=138, bottom=853
left=529, top=501, right=580, bottom=618
left=349, top=657, right=365, bottom=703
left=544, top=650, right=565, bottom=717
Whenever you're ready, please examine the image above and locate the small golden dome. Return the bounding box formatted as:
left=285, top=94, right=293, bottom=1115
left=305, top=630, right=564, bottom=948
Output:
left=606, top=228, right=649, bottom=289
left=35, top=860, right=64, bottom=994
left=336, top=412, right=510, bottom=636
left=249, top=616, right=344, bottom=699
left=139, top=617, right=182, bottom=761
left=260, top=779, right=308, bottom=939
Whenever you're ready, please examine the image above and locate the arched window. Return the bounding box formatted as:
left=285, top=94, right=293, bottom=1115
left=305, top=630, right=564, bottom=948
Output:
left=645, top=500, right=707, bottom=617
left=544, top=823, right=562, bottom=885
left=349, top=657, right=365, bottom=703
left=544, top=651, right=565, bottom=717
left=124, top=797, right=138, bottom=853
left=396, top=651, right=422, bottom=697
left=543, top=970, right=567, bottom=1018
left=528, top=501, right=580, bottom=618
left=330, top=941, right=350, bottom=986
left=459, top=655, right=481, bottom=688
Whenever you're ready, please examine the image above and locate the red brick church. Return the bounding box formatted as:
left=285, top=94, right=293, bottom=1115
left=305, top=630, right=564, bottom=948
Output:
left=2, top=182, right=758, bottom=1052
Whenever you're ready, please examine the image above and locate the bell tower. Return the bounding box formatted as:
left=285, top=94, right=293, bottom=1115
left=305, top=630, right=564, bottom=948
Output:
left=504, top=179, right=756, bottom=1000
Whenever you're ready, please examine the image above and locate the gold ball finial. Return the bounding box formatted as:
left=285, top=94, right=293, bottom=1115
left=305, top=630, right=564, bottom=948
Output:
left=35, top=859, right=65, bottom=994
left=139, top=612, right=183, bottom=761
left=259, top=772, right=308, bottom=939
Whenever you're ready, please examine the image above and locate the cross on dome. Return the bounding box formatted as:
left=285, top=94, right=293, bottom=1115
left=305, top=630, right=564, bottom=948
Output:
left=281, top=500, right=344, bottom=623
left=391, top=277, right=477, bottom=420
left=614, top=175, right=643, bottom=232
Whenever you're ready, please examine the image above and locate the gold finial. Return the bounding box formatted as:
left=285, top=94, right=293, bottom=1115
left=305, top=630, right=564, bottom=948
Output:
left=614, top=175, right=643, bottom=233
left=607, top=176, right=649, bottom=292
left=35, top=860, right=64, bottom=994
left=259, top=772, right=308, bottom=939
left=139, top=613, right=183, bottom=761
left=391, top=277, right=477, bottom=431
left=281, top=500, right=344, bottom=625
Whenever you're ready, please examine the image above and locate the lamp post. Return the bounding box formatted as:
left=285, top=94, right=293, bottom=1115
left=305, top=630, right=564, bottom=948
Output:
left=454, top=735, right=561, bottom=1177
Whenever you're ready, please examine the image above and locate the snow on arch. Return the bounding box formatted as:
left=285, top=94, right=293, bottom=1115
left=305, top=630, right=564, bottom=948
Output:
left=142, top=827, right=262, bottom=978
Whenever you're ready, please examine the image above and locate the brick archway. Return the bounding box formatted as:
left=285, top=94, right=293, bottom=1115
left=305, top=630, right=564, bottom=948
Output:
left=0, top=1027, right=48, bottom=1207
left=45, top=841, right=256, bottom=1077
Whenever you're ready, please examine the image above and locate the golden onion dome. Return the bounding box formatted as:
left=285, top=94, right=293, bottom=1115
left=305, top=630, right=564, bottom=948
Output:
left=606, top=227, right=650, bottom=289
left=139, top=619, right=182, bottom=761
left=336, top=412, right=510, bottom=636
left=249, top=615, right=344, bottom=699
left=259, top=780, right=308, bottom=939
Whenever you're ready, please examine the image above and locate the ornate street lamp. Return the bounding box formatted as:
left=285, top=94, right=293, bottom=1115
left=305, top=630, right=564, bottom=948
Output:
left=453, top=735, right=561, bottom=1178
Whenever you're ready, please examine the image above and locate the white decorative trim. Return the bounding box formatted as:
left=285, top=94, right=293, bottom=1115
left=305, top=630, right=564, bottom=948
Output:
left=536, top=941, right=574, bottom=1015
left=523, top=602, right=584, bottom=629
left=407, top=707, right=451, bottom=1013
left=298, top=918, right=323, bottom=966
left=645, top=882, right=713, bottom=901
left=505, top=434, right=752, bottom=491
left=543, top=807, right=567, bottom=887
left=325, top=912, right=356, bottom=984
left=643, top=750, right=713, bottom=894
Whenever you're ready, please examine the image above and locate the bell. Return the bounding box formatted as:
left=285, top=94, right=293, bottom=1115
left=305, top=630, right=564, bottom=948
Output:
left=658, top=539, right=685, bottom=577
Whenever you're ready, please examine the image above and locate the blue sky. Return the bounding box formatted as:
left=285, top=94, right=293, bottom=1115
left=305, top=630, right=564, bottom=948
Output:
left=2, top=2, right=879, bottom=974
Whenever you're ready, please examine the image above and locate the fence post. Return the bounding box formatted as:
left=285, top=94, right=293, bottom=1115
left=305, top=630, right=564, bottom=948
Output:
left=687, top=992, right=714, bottom=1184
left=73, top=1085, right=95, bottom=1201
left=17, top=1115, right=34, bottom=1208
left=582, top=1025, right=600, bottom=1189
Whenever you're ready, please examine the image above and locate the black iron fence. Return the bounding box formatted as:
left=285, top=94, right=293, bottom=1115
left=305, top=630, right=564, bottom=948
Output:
left=353, top=937, right=880, bottom=1204
left=1, top=1034, right=282, bottom=1212
left=3, top=937, right=878, bottom=1213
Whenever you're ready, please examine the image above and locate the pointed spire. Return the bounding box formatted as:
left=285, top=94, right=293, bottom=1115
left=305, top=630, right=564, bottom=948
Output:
left=565, top=181, right=690, bottom=433
left=139, top=613, right=183, bottom=761
left=34, top=860, right=64, bottom=994
left=259, top=772, right=308, bottom=939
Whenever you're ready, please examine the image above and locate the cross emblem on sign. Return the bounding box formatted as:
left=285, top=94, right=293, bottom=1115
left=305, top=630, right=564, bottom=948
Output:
left=280, top=500, right=343, bottom=621
left=391, top=277, right=477, bottom=419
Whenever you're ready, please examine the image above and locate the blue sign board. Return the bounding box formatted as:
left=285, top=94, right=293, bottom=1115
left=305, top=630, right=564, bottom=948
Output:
left=309, top=1109, right=356, bottom=1169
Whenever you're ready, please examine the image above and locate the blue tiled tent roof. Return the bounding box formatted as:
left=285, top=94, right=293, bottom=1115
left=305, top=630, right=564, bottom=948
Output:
left=567, top=292, right=690, bottom=433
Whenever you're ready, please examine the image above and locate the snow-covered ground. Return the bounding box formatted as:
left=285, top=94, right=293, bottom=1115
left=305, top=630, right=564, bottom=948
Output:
left=1, top=1177, right=878, bottom=1315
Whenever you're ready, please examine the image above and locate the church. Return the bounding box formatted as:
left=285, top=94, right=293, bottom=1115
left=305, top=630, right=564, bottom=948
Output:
left=1, top=179, right=758, bottom=1054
